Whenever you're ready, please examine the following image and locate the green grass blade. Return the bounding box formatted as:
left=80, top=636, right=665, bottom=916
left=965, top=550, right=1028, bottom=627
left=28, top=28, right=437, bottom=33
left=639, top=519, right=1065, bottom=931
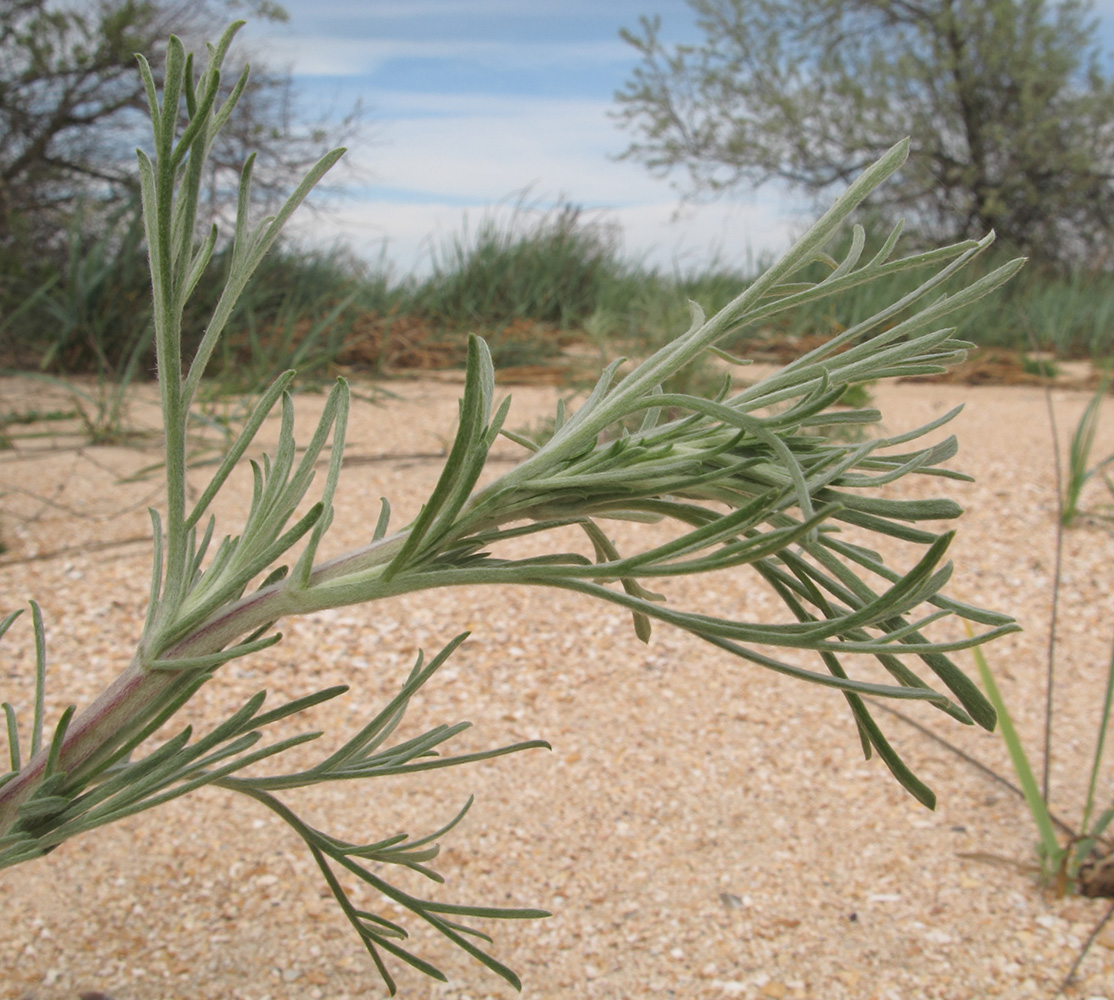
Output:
left=1080, top=637, right=1114, bottom=843
left=2, top=704, right=19, bottom=772
left=29, top=602, right=46, bottom=757
left=972, top=639, right=1064, bottom=873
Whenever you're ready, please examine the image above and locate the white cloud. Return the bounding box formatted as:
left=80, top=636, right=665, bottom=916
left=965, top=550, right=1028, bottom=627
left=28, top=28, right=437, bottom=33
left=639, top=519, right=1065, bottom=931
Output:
left=247, top=2, right=811, bottom=280
left=250, top=34, right=631, bottom=77
left=277, top=82, right=808, bottom=278
left=346, top=96, right=631, bottom=202
left=295, top=0, right=530, bottom=16
left=267, top=0, right=652, bottom=25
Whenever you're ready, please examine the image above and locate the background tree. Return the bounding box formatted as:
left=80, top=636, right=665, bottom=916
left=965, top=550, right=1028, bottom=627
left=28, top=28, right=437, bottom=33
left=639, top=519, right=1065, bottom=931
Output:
left=0, top=0, right=358, bottom=250
left=0, top=0, right=360, bottom=370
left=613, top=0, right=1114, bottom=264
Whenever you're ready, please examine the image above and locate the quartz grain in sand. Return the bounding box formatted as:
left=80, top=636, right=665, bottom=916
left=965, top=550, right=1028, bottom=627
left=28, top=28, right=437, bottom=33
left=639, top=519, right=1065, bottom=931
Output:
left=2, top=375, right=1114, bottom=1000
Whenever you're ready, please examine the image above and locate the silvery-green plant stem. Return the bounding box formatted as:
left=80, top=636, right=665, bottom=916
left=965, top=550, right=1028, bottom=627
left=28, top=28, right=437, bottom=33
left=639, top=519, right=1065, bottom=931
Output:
left=0, top=656, right=165, bottom=830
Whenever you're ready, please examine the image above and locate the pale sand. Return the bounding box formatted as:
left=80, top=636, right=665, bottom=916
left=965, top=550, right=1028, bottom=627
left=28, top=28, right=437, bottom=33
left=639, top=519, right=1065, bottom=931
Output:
left=1, top=372, right=1113, bottom=1000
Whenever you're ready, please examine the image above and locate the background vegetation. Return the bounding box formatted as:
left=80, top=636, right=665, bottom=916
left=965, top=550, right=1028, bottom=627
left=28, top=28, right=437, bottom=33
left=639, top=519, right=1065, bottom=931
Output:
left=2, top=0, right=1113, bottom=398
left=614, top=0, right=1114, bottom=266
left=3, top=200, right=1114, bottom=398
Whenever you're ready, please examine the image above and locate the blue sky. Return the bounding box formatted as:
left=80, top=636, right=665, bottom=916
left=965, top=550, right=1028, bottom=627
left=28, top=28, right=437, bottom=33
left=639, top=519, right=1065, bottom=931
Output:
left=242, top=0, right=1114, bottom=278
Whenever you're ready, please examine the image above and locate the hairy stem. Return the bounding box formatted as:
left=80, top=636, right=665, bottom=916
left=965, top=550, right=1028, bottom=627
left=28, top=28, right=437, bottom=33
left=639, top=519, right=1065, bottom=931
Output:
left=0, top=530, right=410, bottom=837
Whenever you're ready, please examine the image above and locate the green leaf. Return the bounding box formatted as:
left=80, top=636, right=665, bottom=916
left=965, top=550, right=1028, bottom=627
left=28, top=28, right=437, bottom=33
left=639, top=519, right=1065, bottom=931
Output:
left=973, top=641, right=1064, bottom=872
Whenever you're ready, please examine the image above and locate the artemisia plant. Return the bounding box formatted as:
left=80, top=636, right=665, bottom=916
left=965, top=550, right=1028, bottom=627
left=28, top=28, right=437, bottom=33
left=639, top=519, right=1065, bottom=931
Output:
left=0, top=22, right=1023, bottom=994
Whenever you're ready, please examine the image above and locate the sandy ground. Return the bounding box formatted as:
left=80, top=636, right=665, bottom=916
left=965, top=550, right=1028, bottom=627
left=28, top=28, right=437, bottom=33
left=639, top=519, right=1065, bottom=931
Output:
left=2, top=370, right=1114, bottom=1000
